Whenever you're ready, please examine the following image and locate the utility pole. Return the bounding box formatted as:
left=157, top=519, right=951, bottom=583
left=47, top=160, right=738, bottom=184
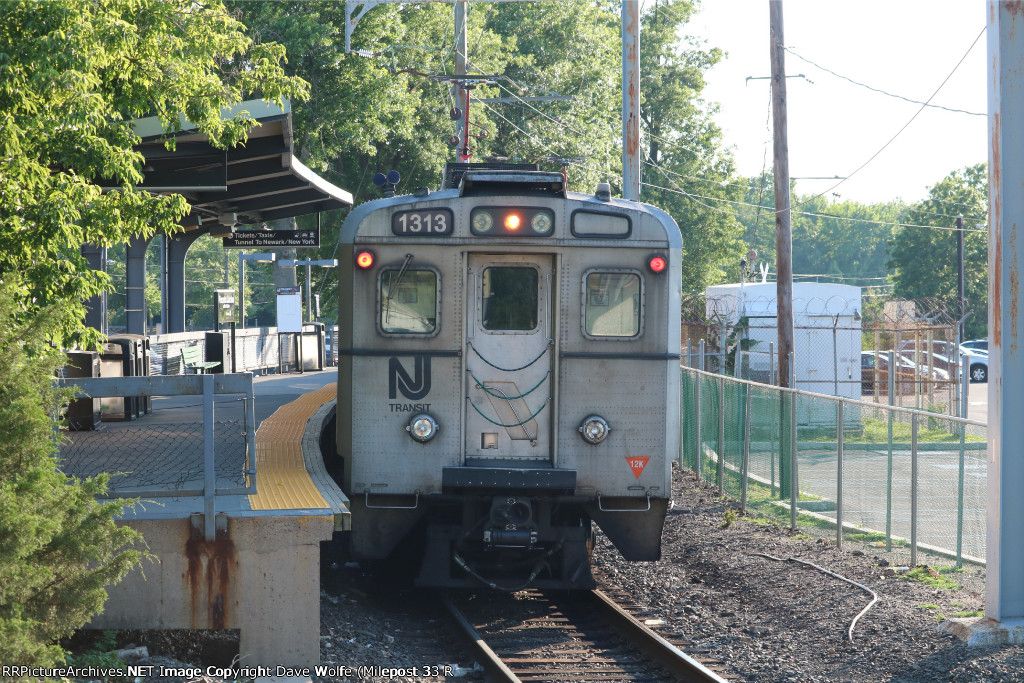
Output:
left=454, top=0, right=470, bottom=162
left=956, top=213, right=965, bottom=341
left=770, top=0, right=794, bottom=388
left=622, top=0, right=641, bottom=202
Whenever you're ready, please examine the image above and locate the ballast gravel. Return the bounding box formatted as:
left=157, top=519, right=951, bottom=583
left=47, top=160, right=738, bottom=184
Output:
left=69, top=463, right=1024, bottom=682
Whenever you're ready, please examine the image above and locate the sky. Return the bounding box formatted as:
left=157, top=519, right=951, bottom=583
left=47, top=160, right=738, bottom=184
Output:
left=684, top=0, right=988, bottom=207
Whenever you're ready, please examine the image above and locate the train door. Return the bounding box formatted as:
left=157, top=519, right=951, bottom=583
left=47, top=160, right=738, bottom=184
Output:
left=464, top=253, right=555, bottom=464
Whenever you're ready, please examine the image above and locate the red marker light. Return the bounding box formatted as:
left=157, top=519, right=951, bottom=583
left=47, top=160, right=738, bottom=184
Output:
left=355, top=251, right=375, bottom=269
left=648, top=255, right=667, bottom=273
left=505, top=214, right=521, bottom=230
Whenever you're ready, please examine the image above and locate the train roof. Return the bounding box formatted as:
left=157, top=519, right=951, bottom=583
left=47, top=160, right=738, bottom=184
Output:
left=341, top=169, right=682, bottom=248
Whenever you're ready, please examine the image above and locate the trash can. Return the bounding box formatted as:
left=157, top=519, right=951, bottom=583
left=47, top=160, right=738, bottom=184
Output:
left=300, top=322, right=325, bottom=371
left=205, top=331, right=232, bottom=374
left=110, top=334, right=151, bottom=415
left=98, top=341, right=130, bottom=421
left=65, top=351, right=101, bottom=430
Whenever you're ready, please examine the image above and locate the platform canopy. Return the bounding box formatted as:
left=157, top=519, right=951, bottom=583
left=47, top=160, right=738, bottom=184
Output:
left=129, top=99, right=353, bottom=229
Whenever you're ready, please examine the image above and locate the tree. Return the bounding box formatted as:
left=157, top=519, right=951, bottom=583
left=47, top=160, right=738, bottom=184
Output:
left=233, top=1, right=743, bottom=294
left=0, top=286, right=144, bottom=666
left=0, top=0, right=307, bottom=663
left=0, top=0, right=307, bottom=348
left=889, top=163, right=988, bottom=339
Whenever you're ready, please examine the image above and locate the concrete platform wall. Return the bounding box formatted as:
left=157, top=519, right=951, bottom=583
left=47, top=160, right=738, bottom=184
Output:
left=91, top=513, right=333, bottom=665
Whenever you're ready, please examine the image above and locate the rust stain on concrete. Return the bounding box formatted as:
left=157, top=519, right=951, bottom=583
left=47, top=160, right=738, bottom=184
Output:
left=185, top=529, right=236, bottom=630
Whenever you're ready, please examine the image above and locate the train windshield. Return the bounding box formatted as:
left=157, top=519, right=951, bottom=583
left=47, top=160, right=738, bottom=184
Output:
left=584, top=272, right=641, bottom=337
left=481, top=267, right=538, bottom=331
left=379, top=269, right=437, bottom=334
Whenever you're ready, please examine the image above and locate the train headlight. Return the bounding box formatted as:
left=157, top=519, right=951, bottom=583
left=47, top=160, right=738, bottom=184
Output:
left=472, top=210, right=494, bottom=233
left=531, top=212, right=552, bottom=234
left=578, top=415, right=610, bottom=444
left=504, top=213, right=522, bottom=230
left=406, top=413, right=439, bottom=442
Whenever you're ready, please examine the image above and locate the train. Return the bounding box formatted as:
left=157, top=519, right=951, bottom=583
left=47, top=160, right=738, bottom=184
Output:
left=330, top=162, right=682, bottom=590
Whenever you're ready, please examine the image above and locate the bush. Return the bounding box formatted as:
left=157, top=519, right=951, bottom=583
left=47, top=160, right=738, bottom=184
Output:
left=0, top=288, right=145, bottom=667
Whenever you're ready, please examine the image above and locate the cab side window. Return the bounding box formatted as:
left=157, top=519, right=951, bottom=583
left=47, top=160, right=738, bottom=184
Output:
left=583, top=271, right=641, bottom=338
left=379, top=269, right=438, bottom=334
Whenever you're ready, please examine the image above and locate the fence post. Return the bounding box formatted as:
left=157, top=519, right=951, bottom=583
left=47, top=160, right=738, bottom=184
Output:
left=698, top=339, right=706, bottom=372
left=789, top=353, right=798, bottom=532
left=742, top=381, right=752, bottom=514
left=203, top=373, right=216, bottom=542
left=886, top=350, right=895, bottom=552
left=687, top=338, right=693, bottom=368
left=694, top=370, right=702, bottom=483
left=769, top=341, right=776, bottom=385
left=719, top=317, right=727, bottom=374
left=957, top=356, right=968, bottom=568
left=718, top=374, right=725, bottom=494
left=836, top=400, right=844, bottom=549
left=911, top=411, right=919, bottom=568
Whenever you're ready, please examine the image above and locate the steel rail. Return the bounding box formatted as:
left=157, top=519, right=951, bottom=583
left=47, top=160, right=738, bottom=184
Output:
left=590, top=588, right=730, bottom=683
left=440, top=592, right=521, bottom=683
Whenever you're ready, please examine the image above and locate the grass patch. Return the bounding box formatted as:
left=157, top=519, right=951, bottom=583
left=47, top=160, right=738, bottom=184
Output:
left=917, top=604, right=940, bottom=610
left=950, top=610, right=984, bottom=618
left=851, top=417, right=984, bottom=444
left=903, top=566, right=962, bottom=590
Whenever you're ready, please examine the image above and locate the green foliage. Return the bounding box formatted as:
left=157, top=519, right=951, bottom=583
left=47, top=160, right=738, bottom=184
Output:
left=231, top=0, right=742, bottom=294
left=902, top=566, right=962, bottom=590
left=735, top=173, right=905, bottom=290
left=64, top=631, right=127, bottom=680
left=720, top=508, right=738, bottom=528
left=0, top=286, right=146, bottom=667
left=889, top=163, right=988, bottom=339
left=0, top=0, right=307, bottom=348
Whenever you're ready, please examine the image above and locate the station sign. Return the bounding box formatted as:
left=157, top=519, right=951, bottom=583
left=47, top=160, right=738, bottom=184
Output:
left=223, top=229, right=320, bottom=249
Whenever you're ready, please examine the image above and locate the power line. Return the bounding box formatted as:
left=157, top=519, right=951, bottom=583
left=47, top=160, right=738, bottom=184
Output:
left=784, top=47, right=986, bottom=117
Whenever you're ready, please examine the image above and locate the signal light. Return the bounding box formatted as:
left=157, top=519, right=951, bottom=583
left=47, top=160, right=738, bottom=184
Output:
left=648, top=255, right=667, bottom=273
left=504, top=214, right=521, bottom=230
left=355, top=250, right=375, bottom=269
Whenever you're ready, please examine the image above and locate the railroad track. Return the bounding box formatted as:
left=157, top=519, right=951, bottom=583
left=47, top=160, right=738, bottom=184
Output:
left=442, top=587, right=731, bottom=682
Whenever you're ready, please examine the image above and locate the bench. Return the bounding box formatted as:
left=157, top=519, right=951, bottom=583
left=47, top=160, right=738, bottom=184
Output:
left=180, top=345, right=220, bottom=374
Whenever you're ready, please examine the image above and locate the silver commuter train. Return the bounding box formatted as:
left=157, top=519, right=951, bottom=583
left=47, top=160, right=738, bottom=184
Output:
left=334, top=163, right=682, bottom=590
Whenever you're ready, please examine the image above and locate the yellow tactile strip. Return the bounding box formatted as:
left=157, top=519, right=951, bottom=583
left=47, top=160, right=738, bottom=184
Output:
left=248, top=383, right=336, bottom=511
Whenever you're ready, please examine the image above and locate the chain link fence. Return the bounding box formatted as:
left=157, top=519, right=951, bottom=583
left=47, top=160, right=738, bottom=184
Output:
left=58, top=420, right=250, bottom=494
left=682, top=294, right=976, bottom=417
left=680, top=368, right=988, bottom=567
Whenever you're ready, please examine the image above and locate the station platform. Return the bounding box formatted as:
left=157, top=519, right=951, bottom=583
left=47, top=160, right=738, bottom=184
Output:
left=84, top=369, right=348, bottom=666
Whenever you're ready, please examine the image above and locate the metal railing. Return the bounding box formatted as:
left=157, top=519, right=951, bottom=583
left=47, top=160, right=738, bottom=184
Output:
left=57, top=374, right=257, bottom=541
left=680, top=367, right=988, bottom=567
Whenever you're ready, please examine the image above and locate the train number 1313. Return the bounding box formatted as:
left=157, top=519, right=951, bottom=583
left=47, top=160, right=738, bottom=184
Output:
left=391, top=209, right=454, bottom=236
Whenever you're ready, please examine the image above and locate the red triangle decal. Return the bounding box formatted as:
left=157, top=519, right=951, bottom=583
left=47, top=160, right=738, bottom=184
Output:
left=625, top=456, right=650, bottom=479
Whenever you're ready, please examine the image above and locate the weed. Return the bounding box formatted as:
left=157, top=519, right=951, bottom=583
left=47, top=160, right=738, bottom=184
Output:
left=903, top=566, right=962, bottom=590
left=64, top=631, right=127, bottom=681
left=917, top=604, right=940, bottom=610
left=721, top=508, right=738, bottom=528
left=950, top=610, right=984, bottom=618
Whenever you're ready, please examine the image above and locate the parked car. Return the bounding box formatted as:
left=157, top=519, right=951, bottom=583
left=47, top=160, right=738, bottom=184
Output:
left=898, top=340, right=988, bottom=383
left=961, top=349, right=988, bottom=383
left=861, top=351, right=932, bottom=394
left=961, top=338, right=989, bottom=354
left=899, top=349, right=960, bottom=380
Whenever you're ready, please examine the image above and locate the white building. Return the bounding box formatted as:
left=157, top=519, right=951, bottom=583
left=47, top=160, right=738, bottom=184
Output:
left=705, top=281, right=862, bottom=424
